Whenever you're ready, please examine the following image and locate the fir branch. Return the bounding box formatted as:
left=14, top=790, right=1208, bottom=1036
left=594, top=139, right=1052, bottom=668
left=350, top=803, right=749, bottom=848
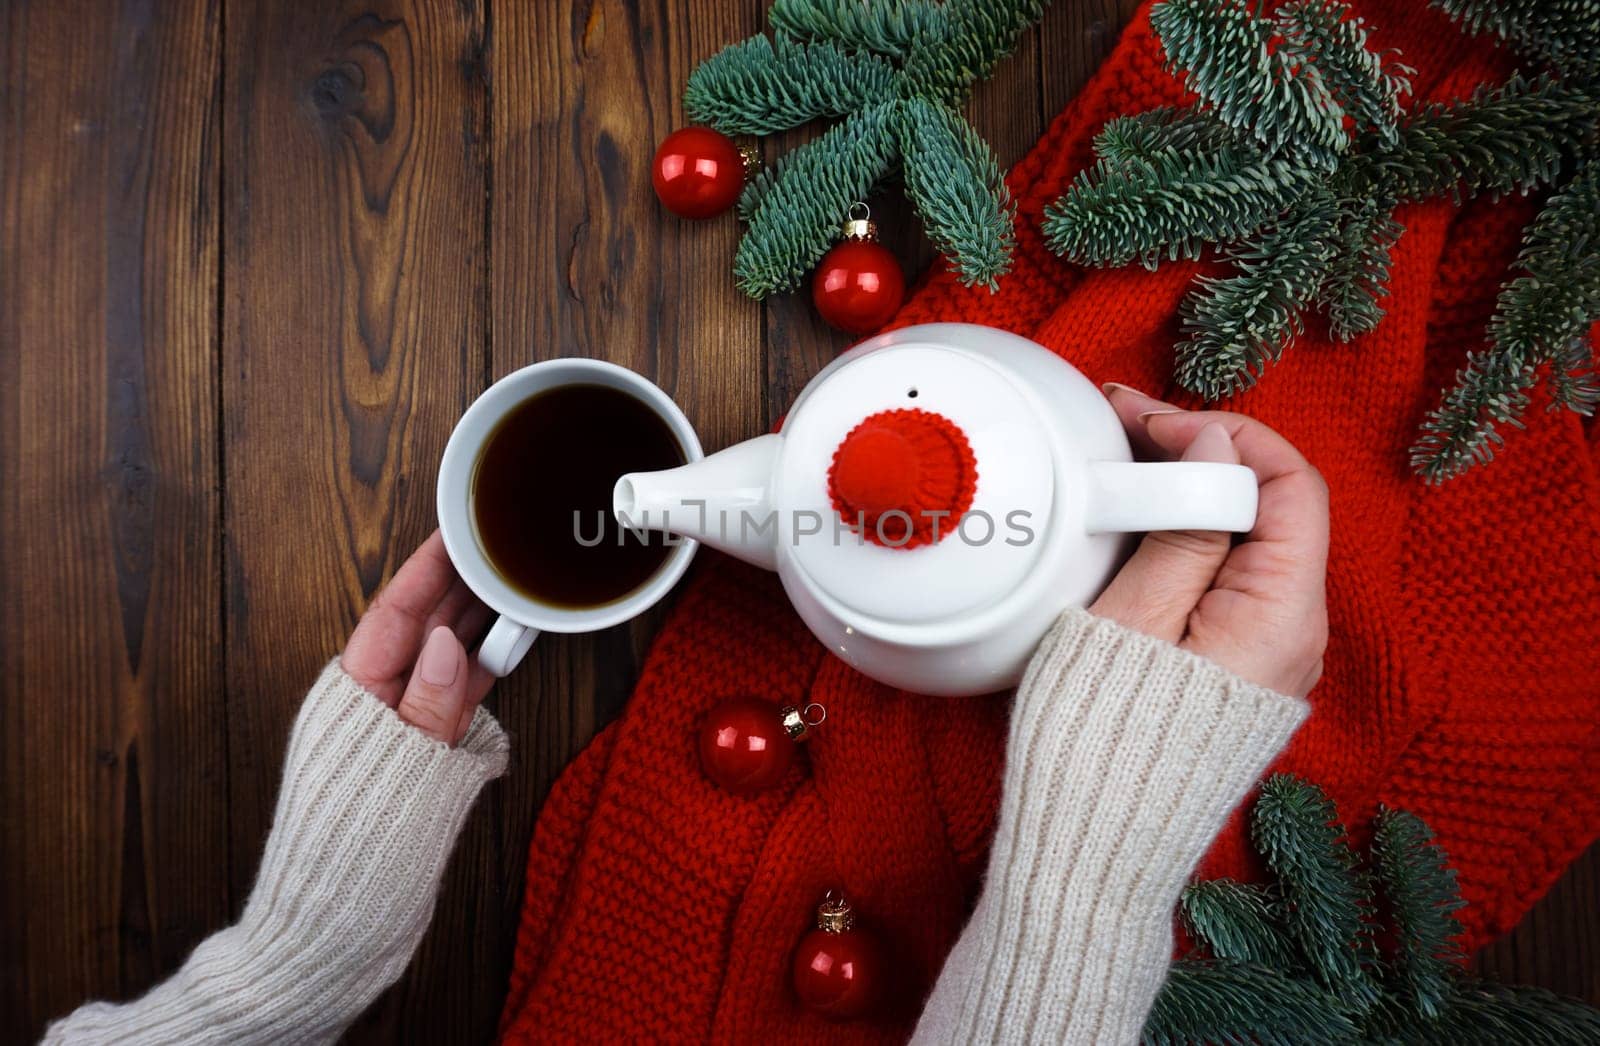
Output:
left=736, top=155, right=782, bottom=223
left=1412, top=160, right=1600, bottom=480
left=1548, top=336, right=1600, bottom=416
left=768, top=0, right=944, bottom=61
left=1149, top=0, right=1350, bottom=167
left=1410, top=350, right=1535, bottom=482
left=1251, top=774, right=1381, bottom=1012
left=1144, top=959, right=1357, bottom=1046
left=1319, top=194, right=1404, bottom=341
left=1174, top=195, right=1340, bottom=399
left=1276, top=0, right=1414, bottom=146
left=1371, top=806, right=1465, bottom=1020
left=1493, top=159, right=1600, bottom=383
left=1043, top=146, right=1319, bottom=269
left=898, top=0, right=1047, bottom=107
left=1351, top=75, right=1598, bottom=205
left=894, top=97, right=1015, bottom=288
left=684, top=35, right=898, bottom=136
left=1430, top=0, right=1600, bottom=78
left=735, top=103, right=900, bottom=296
left=1180, top=879, right=1299, bottom=970
left=1094, top=108, right=1243, bottom=170
left=1400, top=980, right=1600, bottom=1045
left=1156, top=779, right=1600, bottom=1040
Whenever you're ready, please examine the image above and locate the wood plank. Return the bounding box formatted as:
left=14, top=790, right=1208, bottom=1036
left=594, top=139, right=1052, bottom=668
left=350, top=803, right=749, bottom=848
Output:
left=219, top=1, right=488, bottom=1042
left=0, top=0, right=224, bottom=1039
left=1476, top=843, right=1600, bottom=1003
left=1037, top=0, right=1147, bottom=120
left=2, top=1, right=1595, bottom=1043
left=479, top=0, right=767, bottom=1031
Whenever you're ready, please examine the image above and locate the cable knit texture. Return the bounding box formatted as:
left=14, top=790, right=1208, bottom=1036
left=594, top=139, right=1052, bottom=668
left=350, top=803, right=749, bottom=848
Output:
left=43, top=661, right=509, bottom=1046
left=911, top=610, right=1307, bottom=1045
left=501, top=2, right=1600, bottom=1043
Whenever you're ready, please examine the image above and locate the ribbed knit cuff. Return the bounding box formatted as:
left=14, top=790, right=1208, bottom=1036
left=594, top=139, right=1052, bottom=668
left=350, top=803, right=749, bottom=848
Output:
left=912, top=609, right=1309, bottom=1046
left=43, top=661, right=509, bottom=1046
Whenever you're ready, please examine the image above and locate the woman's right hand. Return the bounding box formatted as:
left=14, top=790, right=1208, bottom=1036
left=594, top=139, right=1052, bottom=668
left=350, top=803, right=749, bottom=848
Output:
left=1089, top=385, right=1330, bottom=698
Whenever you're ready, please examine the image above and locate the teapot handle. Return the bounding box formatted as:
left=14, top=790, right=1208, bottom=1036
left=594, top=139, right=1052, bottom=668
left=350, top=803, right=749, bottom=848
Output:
left=1083, top=461, right=1258, bottom=534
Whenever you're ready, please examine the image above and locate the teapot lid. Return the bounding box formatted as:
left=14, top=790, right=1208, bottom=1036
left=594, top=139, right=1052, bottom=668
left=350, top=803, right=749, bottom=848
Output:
left=776, top=343, right=1055, bottom=626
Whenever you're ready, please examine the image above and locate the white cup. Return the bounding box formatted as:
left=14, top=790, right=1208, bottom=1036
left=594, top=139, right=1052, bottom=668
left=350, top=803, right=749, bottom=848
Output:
left=437, top=359, right=704, bottom=676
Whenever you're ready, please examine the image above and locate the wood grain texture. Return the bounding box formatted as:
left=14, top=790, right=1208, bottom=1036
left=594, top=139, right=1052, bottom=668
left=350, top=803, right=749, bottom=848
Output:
left=1475, top=844, right=1600, bottom=1002
left=474, top=4, right=768, bottom=1039
left=220, top=1, right=488, bottom=1041
left=1, top=0, right=1596, bottom=1043
left=0, top=0, right=224, bottom=1039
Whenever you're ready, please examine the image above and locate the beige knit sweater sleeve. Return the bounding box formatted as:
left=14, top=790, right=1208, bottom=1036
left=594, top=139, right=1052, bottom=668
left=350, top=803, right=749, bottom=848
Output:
left=45, top=612, right=1302, bottom=1045
left=42, top=661, right=509, bottom=1046
left=912, top=607, right=1311, bottom=1046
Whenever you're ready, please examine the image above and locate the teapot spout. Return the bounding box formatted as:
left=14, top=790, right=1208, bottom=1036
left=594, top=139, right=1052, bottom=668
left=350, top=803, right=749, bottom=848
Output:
left=613, top=434, right=783, bottom=570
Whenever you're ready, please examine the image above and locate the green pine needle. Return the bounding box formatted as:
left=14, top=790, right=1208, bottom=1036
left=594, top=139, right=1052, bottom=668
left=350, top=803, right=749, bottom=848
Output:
left=1549, top=336, right=1600, bottom=416
left=1490, top=158, right=1600, bottom=391
left=1431, top=0, right=1600, bottom=78
left=1173, top=196, right=1340, bottom=399
left=1160, top=778, right=1600, bottom=1042
left=1180, top=880, right=1299, bottom=970
left=1401, top=980, right=1600, bottom=1045
left=768, top=0, right=944, bottom=61
left=1150, top=0, right=1351, bottom=167
left=898, top=0, right=1048, bottom=107
left=1371, top=806, right=1465, bottom=1020
left=1350, top=74, right=1597, bottom=205
left=684, top=35, right=898, bottom=136
left=1047, top=0, right=1600, bottom=479
left=684, top=0, right=1041, bottom=297
left=1043, top=145, right=1319, bottom=269
left=734, top=103, right=900, bottom=297
left=1144, top=960, right=1357, bottom=1046
left=736, top=155, right=782, bottom=223
left=1276, top=0, right=1414, bottom=147
left=1094, top=108, right=1243, bottom=170
left=894, top=97, right=1015, bottom=289
left=1319, top=194, right=1404, bottom=342
left=1250, top=774, right=1381, bottom=1012
left=1410, top=350, right=1536, bottom=482
left=1412, top=159, right=1600, bottom=481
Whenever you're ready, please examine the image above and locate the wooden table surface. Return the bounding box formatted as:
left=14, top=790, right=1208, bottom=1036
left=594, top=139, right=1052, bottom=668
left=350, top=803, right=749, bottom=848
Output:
left=2, top=1, right=1595, bottom=1042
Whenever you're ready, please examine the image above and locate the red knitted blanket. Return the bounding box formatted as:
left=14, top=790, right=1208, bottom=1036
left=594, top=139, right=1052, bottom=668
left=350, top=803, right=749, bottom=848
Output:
left=500, top=4, right=1600, bottom=1041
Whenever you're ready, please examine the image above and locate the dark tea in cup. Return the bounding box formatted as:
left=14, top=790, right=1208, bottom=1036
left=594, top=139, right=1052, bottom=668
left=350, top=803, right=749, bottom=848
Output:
left=472, top=383, right=686, bottom=608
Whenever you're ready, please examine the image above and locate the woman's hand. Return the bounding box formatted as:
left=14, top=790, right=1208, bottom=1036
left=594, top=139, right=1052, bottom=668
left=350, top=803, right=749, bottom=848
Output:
left=340, top=531, right=496, bottom=744
left=1089, top=385, right=1330, bottom=698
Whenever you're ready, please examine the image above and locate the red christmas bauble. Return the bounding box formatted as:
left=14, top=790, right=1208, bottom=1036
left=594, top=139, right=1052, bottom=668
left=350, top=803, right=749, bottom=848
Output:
left=812, top=239, right=905, bottom=334
left=652, top=126, right=746, bottom=219
left=792, top=895, right=883, bottom=1019
left=698, top=696, right=797, bottom=794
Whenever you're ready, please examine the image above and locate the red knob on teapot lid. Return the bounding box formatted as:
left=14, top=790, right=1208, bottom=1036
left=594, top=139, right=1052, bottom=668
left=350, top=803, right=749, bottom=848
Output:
left=827, top=408, right=977, bottom=549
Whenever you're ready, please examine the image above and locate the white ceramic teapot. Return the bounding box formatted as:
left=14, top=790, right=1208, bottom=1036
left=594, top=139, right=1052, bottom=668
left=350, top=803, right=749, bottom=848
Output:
left=614, top=323, right=1257, bottom=696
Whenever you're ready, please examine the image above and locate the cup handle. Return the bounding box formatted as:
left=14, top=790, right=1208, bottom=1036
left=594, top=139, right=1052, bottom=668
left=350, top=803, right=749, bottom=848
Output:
left=1083, top=461, right=1258, bottom=534
left=478, top=615, right=540, bottom=677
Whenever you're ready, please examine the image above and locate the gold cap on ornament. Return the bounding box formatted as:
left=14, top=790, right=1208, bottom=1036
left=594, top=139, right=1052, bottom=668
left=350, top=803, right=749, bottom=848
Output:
left=841, top=201, right=878, bottom=243
left=738, top=145, right=761, bottom=182
left=779, top=702, right=826, bottom=742
left=815, top=891, right=856, bottom=933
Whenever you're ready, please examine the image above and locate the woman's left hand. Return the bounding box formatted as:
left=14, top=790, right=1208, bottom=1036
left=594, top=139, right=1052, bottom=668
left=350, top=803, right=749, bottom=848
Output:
left=340, top=531, right=496, bottom=744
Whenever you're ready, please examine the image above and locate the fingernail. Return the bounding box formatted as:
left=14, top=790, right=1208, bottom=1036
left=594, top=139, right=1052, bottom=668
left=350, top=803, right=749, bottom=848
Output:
left=1102, top=381, right=1146, bottom=397
left=418, top=626, right=460, bottom=687
left=1137, top=409, right=1185, bottom=423
left=1182, top=422, right=1238, bottom=464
